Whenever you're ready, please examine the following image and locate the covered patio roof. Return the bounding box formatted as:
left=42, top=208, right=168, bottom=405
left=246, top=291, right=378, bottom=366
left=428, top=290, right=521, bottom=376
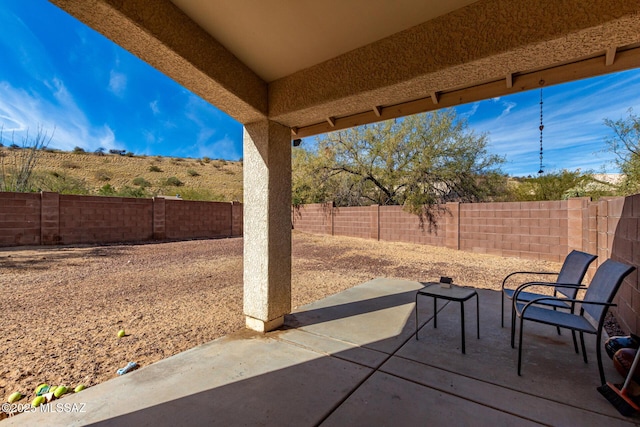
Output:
left=50, top=0, right=640, bottom=136
left=48, top=0, right=640, bottom=333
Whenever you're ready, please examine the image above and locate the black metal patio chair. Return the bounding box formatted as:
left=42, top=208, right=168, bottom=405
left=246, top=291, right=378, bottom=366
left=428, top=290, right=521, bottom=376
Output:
left=501, top=250, right=597, bottom=348
left=513, top=259, right=635, bottom=385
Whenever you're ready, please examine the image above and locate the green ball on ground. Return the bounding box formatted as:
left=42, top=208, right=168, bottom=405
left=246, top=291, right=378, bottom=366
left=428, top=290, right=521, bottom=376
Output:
left=8, top=392, right=22, bottom=403
left=117, top=329, right=126, bottom=338
left=74, top=384, right=86, bottom=393
left=53, top=386, right=68, bottom=398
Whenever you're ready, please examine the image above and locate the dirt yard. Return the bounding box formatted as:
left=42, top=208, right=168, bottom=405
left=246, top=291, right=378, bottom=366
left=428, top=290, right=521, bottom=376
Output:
left=0, top=231, right=600, bottom=413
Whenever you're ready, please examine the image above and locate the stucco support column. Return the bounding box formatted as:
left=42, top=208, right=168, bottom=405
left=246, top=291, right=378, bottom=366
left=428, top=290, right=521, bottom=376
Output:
left=243, top=120, right=292, bottom=332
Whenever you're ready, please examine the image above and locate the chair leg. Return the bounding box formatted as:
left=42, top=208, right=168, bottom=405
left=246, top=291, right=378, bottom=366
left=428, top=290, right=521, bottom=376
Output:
left=415, top=293, right=419, bottom=340
left=571, top=330, right=579, bottom=354
left=517, top=316, right=525, bottom=376
left=580, top=332, right=588, bottom=364
left=596, top=330, right=605, bottom=385
left=511, top=305, right=517, bottom=349
left=553, top=307, right=561, bottom=336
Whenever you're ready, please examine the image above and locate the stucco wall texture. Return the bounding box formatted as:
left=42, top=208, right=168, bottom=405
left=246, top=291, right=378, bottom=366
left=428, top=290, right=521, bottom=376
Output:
left=270, top=0, right=640, bottom=127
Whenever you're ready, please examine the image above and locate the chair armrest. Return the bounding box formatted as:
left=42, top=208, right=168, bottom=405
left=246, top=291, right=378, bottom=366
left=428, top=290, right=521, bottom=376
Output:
left=512, top=282, right=586, bottom=301
left=516, top=295, right=616, bottom=316
left=502, top=271, right=558, bottom=290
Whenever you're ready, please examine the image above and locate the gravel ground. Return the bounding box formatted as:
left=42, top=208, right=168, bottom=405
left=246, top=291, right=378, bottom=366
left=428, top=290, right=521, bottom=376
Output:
left=0, top=231, right=622, bottom=416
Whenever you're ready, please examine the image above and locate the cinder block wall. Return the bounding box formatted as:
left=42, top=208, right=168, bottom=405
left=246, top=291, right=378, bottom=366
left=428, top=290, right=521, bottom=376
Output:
left=0, top=192, right=242, bottom=246
left=58, top=195, right=153, bottom=244
left=292, top=196, right=640, bottom=334
left=165, top=200, right=233, bottom=239
left=333, top=206, right=372, bottom=239
left=0, top=192, right=41, bottom=246
left=379, top=205, right=447, bottom=247
left=460, top=201, right=569, bottom=263
left=601, top=195, right=640, bottom=334
left=291, top=203, right=333, bottom=235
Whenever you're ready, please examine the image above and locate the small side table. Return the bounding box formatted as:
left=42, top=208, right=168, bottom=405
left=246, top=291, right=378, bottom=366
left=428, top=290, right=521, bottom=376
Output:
left=415, top=283, right=480, bottom=354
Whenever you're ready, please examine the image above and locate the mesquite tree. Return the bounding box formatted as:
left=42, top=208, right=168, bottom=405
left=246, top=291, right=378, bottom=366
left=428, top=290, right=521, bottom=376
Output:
left=292, top=109, right=506, bottom=227
left=604, top=108, right=640, bottom=194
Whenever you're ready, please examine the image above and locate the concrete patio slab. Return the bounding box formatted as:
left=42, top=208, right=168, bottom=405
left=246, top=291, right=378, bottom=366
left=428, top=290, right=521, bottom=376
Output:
left=3, top=277, right=639, bottom=426
left=3, top=331, right=372, bottom=426
left=285, top=278, right=432, bottom=354
left=380, top=356, right=635, bottom=426
left=276, top=328, right=388, bottom=369
left=321, top=370, right=542, bottom=426
left=397, top=287, right=623, bottom=414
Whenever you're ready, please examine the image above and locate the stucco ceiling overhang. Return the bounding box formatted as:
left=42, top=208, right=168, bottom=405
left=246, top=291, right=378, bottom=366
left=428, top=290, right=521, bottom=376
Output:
left=50, top=0, right=640, bottom=138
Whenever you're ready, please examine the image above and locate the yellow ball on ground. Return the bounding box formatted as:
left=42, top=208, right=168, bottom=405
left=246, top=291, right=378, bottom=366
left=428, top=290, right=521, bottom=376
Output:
left=117, top=329, right=125, bottom=338
left=8, top=392, right=22, bottom=403
left=53, top=386, right=68, bottom=398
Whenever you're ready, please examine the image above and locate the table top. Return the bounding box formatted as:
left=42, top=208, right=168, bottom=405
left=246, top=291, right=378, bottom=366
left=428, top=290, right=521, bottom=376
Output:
left=417, top=282, right=478, bottom=300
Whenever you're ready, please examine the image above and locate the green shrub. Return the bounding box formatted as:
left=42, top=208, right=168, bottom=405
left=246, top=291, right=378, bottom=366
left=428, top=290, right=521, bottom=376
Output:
left=61, top=160, right=80, bottom=169
left=118, top=185, right=149, bottom=198
left=35, top=171, right=89, bottom=195
left=149, top=165, right=162, bottom=172
left=163, top=176, right=183, bottom=187
left=94, top=169, right=112, bottom=181
left=132, top=177, right=151, bottom=187
left=98, top=183, right=116, bottom=196
left=177, top=187, right=226, bottom=201
left=187, top=169, right=200, bottom=177
left=125, top=151, right=134, bottom=157
left=72, top=146, right=85, bottom=154
left=202, top=156, right=211, bottom=163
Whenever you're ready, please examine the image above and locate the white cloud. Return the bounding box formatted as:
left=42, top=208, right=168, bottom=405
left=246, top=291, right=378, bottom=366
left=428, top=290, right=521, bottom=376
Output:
left=497, top=101, right=516, bottom=120
left=0, top=80, right=120, bottom=152
left=197, top=135, right=241, bottom=160
left=459, top=102, right=480, bottom=119
left=150, top=100, right=160, bottom=115
left=108, top=70, right=127, bottom=97
left=466, top=69, right=640, bottom=175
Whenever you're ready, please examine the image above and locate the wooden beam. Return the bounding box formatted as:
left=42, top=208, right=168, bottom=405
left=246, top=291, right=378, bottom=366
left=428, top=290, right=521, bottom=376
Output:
left=431, top=92, right=439, bottom=104
left=326, top=117, right=336, bottom=127
left=506, top=73, right=513, bottom=88
left=606, top=47, right=617, bottom=66
left=293, top=45, right=640, bottom=139
left=373, top=106, right=382, bottom=117
left=290, top=127, right=298, bottom=136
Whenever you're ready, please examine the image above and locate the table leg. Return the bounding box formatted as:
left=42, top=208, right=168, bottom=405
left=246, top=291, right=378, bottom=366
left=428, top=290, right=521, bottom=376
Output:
left=475, top=293, right=480, bottom=339
left=433, top=297, right=437, bottom=329
left=461, top=300, right=466, bottom=354
left=415, top=293, right=419, bottom=340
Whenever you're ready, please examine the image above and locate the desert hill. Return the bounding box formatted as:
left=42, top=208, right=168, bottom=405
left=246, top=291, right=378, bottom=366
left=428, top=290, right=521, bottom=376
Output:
left=0, top=147, right=243, bottom=202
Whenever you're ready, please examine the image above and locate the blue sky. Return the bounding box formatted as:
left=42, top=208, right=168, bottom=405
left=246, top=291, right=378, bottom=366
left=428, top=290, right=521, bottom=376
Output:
left=1, top=1, right=639, bottom=176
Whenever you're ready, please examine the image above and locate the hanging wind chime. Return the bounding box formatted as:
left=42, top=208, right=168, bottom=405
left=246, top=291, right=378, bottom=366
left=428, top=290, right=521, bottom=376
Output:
left=538, top=80, right=545, bottom=174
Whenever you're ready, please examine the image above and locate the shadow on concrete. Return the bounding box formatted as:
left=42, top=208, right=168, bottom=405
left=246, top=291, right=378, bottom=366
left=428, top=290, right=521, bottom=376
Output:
left=5, top=279, right=636, bottom=426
